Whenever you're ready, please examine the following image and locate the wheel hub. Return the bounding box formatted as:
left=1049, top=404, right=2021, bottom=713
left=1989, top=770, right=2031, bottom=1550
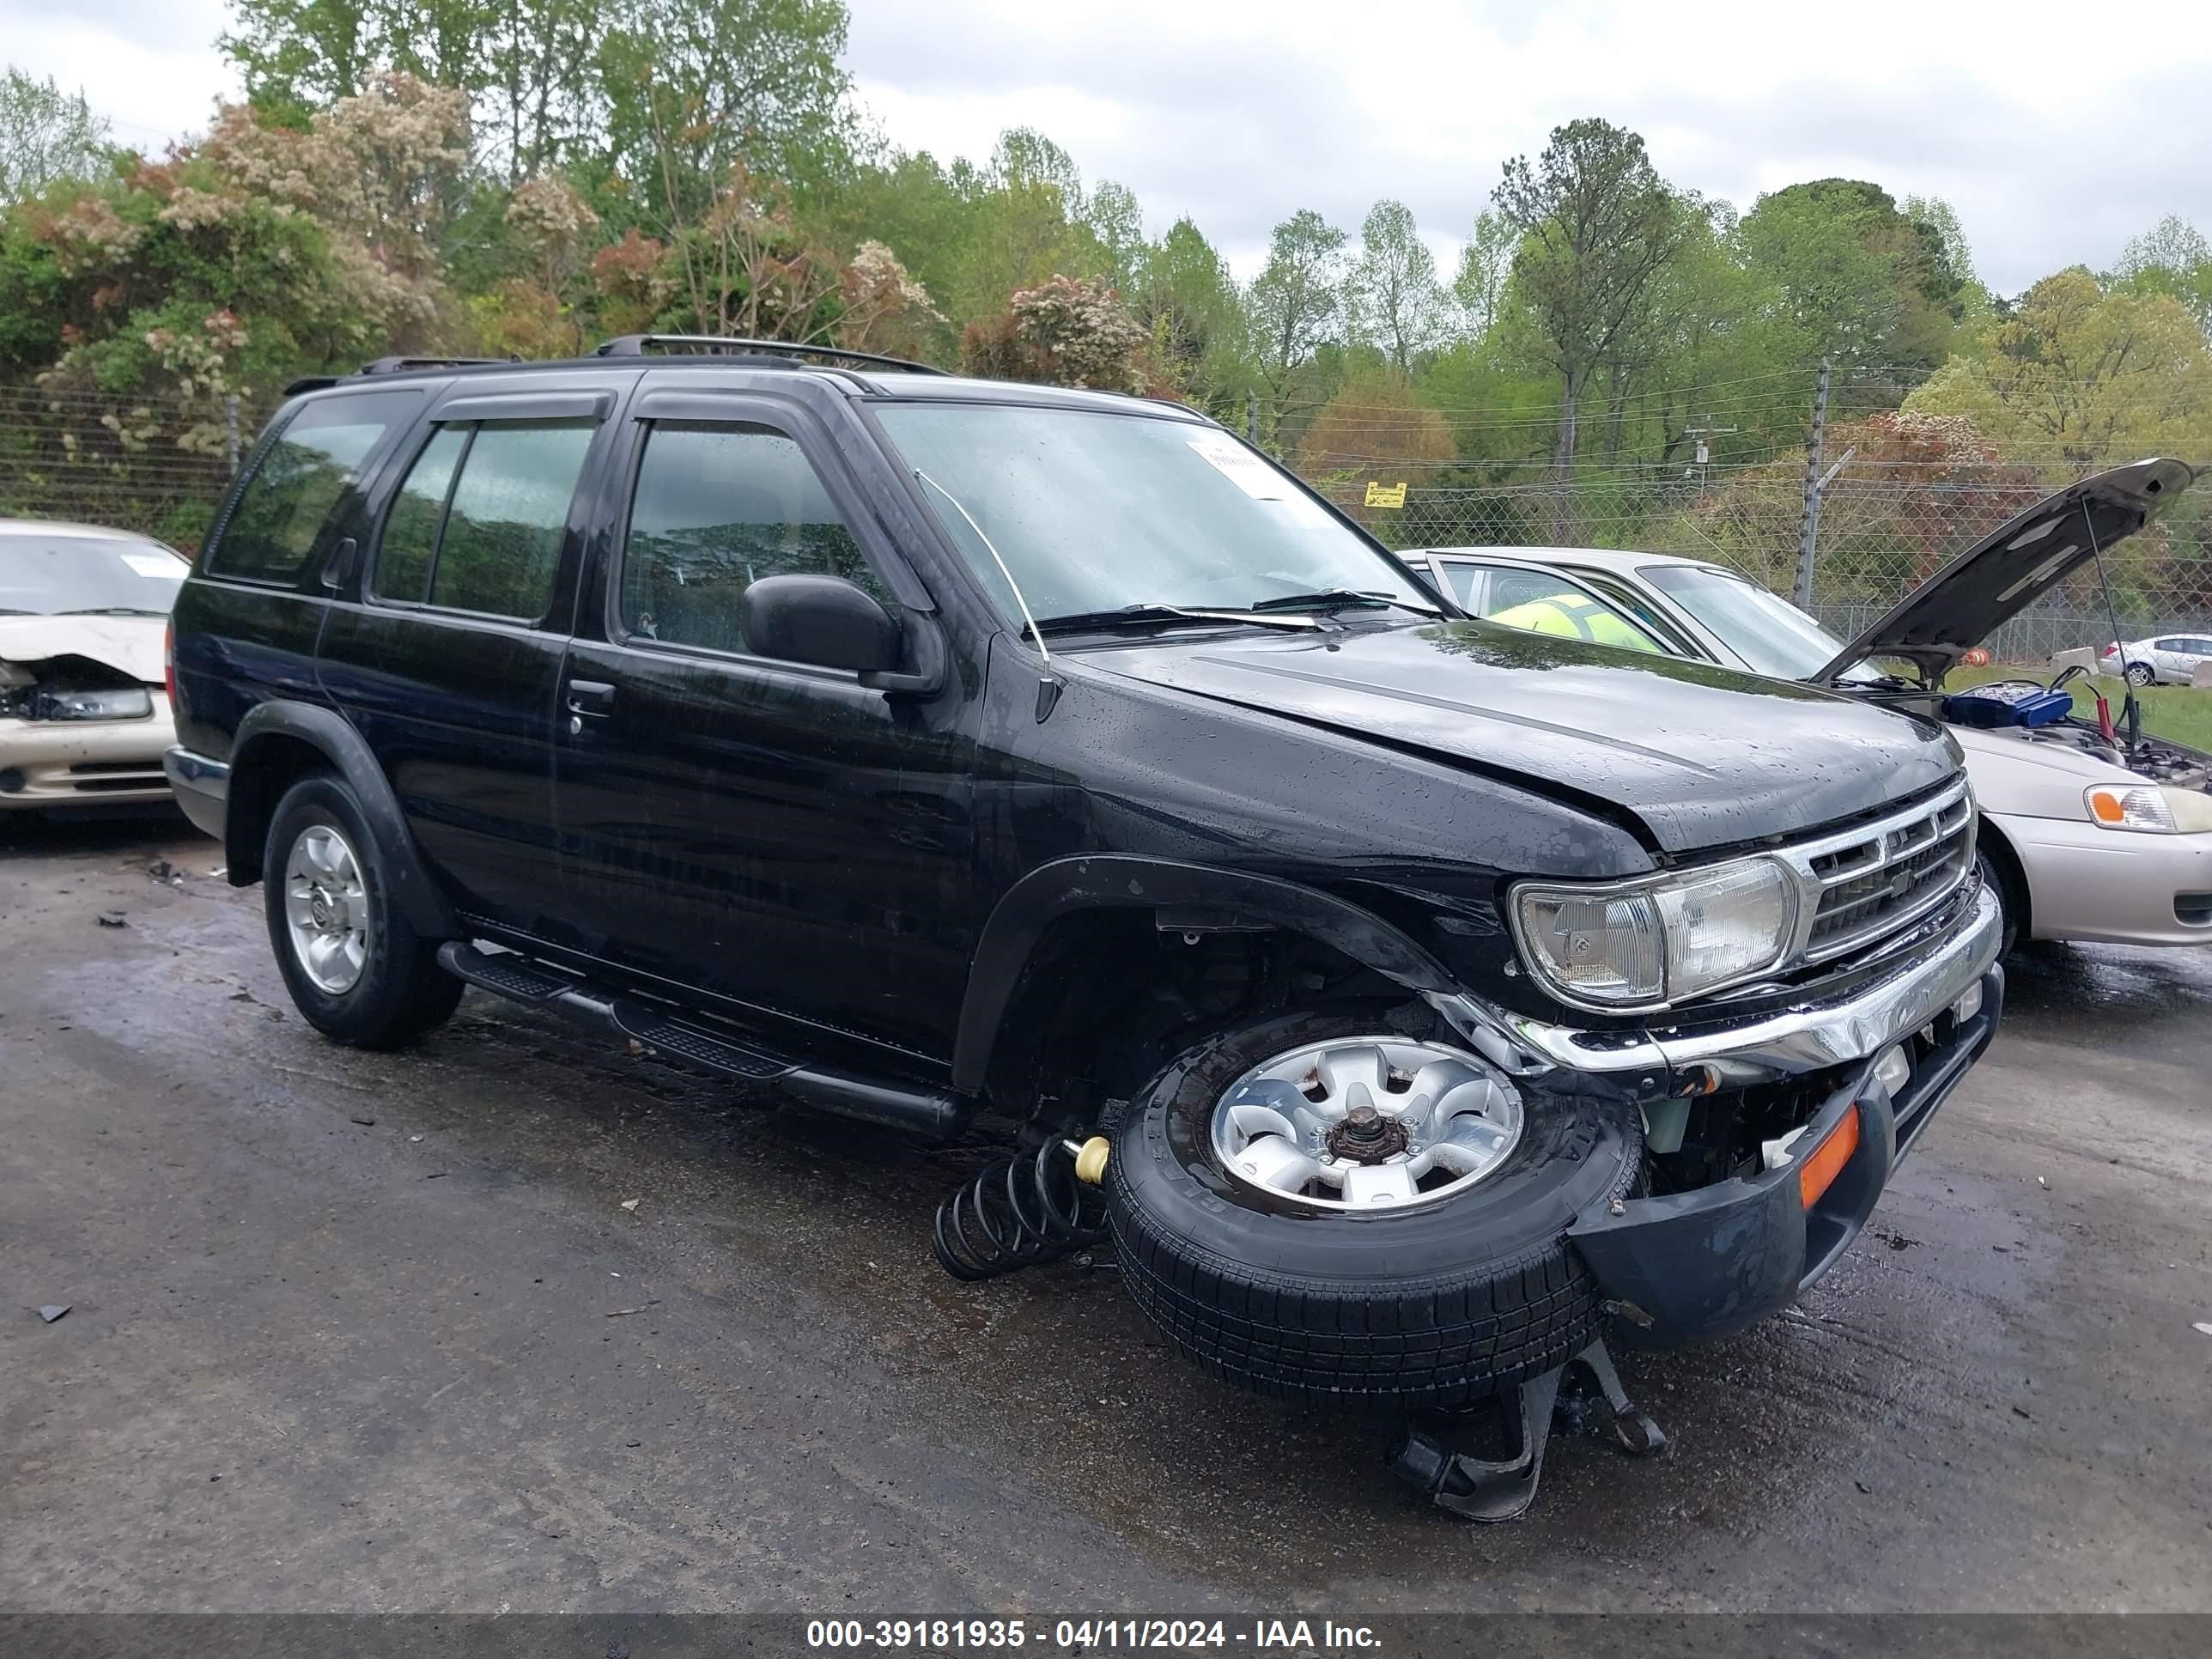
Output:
left=1328, top=1101, right=1410, bottom=1164
left=283, top=823, right=370, bottom=995
left=1211, top=1036, right=1524, bottom=1212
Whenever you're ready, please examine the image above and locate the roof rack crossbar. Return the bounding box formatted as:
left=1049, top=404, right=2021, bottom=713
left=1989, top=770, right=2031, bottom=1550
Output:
left=355, top=355, right=516, bottom=377
left=592, top=334, right=947, bottom=375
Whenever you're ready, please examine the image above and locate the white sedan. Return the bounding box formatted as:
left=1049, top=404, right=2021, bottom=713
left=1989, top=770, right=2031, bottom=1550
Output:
left=2100, top=633, right=2212, bottom=686
left=1, top=520, right=187, bottom=813
left=1412, top=460, right=2212, bottom=955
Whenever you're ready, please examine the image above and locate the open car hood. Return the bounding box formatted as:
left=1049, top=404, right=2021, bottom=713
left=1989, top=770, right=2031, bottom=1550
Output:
left=1811, top=458, right=2198, bottom=684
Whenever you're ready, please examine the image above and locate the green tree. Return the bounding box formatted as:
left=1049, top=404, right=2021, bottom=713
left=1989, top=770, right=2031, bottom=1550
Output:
left=596, top=0, right=853, bottom=239
left=0, top=66, right=111, bottom=204
left=2114, top=214, right=2212, bottom=333
left=1735, top=179, right=1966, bottom=374
left=222, top=1, right=486, bottom=118
left=1493, top=118, right=1693, bottom=515
left=1130, top=216, right=1249, bottom=416
left=483, top=0, right=606, bottom=183
left=1450, top=207, right=1516, bottom=338
left=1346, top=198, right=1442, bottom=371
left=1246, top=208, right=1348, bottom=446
left=1905, top=268, right=2212, bottom=473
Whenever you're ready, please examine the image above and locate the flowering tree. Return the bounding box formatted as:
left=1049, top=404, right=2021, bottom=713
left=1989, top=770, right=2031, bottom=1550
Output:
left=960, top=273, right=1146, bottom=391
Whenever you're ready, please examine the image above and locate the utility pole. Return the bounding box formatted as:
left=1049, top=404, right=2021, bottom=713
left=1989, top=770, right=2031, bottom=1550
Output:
left=1793, top=359, right=1831, bottom=610
left=1246, top=391, right=1259, bottom=447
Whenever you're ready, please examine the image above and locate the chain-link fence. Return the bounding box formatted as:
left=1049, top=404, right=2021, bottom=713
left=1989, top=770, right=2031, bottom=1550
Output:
left=4, top=382, right=2206, bottom=669
left=1310, top=463, right=2212, bottom=665
left=0, top=386, right=261, bottom=553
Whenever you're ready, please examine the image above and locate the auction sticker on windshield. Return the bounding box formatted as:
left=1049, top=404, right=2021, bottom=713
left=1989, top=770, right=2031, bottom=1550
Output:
left=1188, top=434, right=1330, bottom=525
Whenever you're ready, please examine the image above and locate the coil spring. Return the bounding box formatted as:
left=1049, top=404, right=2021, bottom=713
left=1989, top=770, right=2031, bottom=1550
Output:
left=933, top=1136, right=1109, bottom=1281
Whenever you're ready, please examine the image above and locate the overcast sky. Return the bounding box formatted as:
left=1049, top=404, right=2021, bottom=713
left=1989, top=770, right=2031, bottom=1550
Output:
left=5, top=0, right=2207, bottom=295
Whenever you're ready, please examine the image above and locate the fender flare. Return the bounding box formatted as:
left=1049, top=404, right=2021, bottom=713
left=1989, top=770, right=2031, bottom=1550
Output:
left=227, top=700, right=459, bottom=939
left=950, top=854, right=1456, bottom=1094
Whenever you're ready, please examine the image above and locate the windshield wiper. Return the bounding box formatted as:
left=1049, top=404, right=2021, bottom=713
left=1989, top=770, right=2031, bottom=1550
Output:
left=1028, top=603, right=1322, bottom=638
left=1246, top=588, right=1441, bottom=617
left=55, top=606, right=170, bottom=617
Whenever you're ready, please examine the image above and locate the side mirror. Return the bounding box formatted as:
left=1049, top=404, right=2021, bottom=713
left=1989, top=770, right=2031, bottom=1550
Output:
left=739, top=574, right=902, bottom=677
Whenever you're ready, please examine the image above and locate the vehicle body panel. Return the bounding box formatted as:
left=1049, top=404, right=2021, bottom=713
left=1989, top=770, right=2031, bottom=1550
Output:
left=1082, top=620, right=1960, bottom=855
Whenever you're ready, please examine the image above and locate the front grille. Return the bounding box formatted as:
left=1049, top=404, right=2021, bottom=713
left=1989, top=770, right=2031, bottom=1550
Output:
left=1795, top=787, right=1975, bottom=962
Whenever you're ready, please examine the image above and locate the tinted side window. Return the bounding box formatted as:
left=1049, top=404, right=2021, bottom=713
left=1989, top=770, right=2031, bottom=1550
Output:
left=619, top=422, right=886, bottom=655
left=374, top=425, right=469, bottom=603
left=1438, top=563, right=1483, bottom=609
left=209, top=392, right=417, bottom=583
left=424, top=422, right=593, bottom=620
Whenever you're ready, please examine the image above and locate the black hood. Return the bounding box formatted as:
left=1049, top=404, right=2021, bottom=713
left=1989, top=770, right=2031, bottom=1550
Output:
left=1078, top=620, right=1961, bottom=855
left=1813, top=457, right=2198, bottom=684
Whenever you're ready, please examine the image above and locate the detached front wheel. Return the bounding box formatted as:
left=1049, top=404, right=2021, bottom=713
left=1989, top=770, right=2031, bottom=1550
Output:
left=1104, top=1008, right=1640, bottom=1409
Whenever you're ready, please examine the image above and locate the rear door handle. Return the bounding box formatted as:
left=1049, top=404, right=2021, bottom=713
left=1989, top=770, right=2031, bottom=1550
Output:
left=565, top=679, right=617, bottom=717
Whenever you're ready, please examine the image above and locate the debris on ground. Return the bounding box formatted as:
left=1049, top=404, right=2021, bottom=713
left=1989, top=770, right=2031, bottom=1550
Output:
left=349, top=1116, right=376, bottom=1127
left=38, top=1304, right=70, bottom=1323
left=2193, top=1322, right=2212, bottom=1337
left=619, top=1198, right=640, bottom=1212
left=147, top=860, right=183, bottom=885
left=605, top=1301, right=660, bottom=1318
left=95, top=912, right=126, bottom=928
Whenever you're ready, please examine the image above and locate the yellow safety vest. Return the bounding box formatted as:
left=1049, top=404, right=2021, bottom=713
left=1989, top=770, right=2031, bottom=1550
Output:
left=1488, top=591, right=1655, bottom=652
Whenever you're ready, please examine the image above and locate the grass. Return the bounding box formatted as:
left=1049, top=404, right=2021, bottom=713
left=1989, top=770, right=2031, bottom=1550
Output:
left=1947, top=663, right=2212, bottom=752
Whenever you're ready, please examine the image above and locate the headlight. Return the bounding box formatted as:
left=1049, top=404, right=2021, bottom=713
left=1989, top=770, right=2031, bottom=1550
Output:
left=2085, top=783, right=2212, bottom=834
left=1511, top=856, right=1798, bottom=1011
left=12, top=686, right=155, bottom=722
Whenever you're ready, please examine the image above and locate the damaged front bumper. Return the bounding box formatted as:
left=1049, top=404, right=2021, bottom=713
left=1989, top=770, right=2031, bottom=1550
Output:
left=0, top=697, right=177, bottom=809
left=1428, top=882, right=2006, bottom=1346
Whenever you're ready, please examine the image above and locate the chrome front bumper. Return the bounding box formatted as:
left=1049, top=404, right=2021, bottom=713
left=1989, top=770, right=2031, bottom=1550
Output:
left=1430, top=882, right=2003, bottom=1090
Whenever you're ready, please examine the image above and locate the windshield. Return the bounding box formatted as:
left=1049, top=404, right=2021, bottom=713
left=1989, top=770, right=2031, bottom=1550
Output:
left=872, top=403, right=1434, bottom=624
left=1638, top=562, right=1852, bottom=679
left=0, top=532, right=186, bottom=617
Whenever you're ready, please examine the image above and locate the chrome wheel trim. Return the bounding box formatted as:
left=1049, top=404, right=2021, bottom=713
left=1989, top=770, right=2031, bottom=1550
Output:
left=283, top=822, right=370, bottom=994
left=1209, top=1036, right=1524, bottom=1213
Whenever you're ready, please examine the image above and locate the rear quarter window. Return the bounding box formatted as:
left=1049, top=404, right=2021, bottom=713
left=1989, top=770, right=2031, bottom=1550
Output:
left=205, top=391, right=419, bottom=584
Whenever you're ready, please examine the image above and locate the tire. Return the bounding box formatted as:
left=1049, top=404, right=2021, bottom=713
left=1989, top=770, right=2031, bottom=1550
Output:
left=2124, top=661, right=2154, bottom=687
left=1103, top=1006, right=1642, bottom=1410
left=264, top=774, right=464, bottom=1048
left=1977, top=845, right=2021, bottom=958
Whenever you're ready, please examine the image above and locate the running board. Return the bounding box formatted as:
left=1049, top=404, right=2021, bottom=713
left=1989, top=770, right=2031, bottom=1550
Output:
left=436, top=943, right=966, bottom=1139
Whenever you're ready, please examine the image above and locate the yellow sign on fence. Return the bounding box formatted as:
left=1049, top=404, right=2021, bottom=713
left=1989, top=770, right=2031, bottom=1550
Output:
left=1364, top=480, right=1407, bottom=510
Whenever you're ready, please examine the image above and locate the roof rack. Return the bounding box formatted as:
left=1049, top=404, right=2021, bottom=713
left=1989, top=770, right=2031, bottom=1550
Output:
left=592, top=334, right=948, bottom=375
left=355, top=355, right=517, bottom=377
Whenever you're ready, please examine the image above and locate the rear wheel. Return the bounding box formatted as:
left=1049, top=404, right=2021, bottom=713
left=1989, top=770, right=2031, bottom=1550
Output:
left=264, top=775, right=462, bottom=1048
left=2124, top=660, right=2155, bottom=687
left=1104, top=1006, right=1641, bottom=1409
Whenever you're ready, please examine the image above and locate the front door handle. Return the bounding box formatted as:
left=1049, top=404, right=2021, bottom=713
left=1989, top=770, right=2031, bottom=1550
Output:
left=566, top=679, right=617, bottom=715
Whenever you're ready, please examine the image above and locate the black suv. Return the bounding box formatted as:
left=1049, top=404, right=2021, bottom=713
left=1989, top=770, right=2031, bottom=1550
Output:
left=166, top=337, right=2003, bottom=1439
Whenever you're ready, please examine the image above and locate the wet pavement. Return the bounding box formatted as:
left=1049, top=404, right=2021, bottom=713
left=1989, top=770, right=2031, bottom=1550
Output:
left=3, top=811, right=2209, bottom=1613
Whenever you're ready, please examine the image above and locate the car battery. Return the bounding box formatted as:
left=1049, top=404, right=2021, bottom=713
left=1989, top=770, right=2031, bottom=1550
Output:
left=1942, top=680, right=2075, bottom=729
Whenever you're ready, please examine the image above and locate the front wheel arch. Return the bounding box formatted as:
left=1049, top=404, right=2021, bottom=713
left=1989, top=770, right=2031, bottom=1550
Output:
left=950, top=856, right=1460, bottom=1099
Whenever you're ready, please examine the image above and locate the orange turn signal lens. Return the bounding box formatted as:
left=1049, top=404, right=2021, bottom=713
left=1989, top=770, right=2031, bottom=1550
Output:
left=2087, top=789, right=2128, bottom=824
left=1798, top=1105, right=1861, bottom=1210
